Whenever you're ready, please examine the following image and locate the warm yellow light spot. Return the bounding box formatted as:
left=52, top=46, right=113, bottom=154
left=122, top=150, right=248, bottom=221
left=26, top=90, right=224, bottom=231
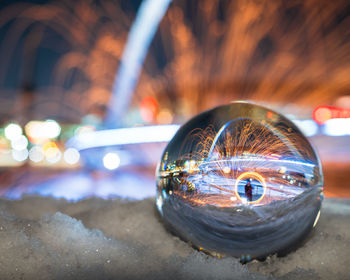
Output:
left=223, top=166, right=231, bottom=174
left=234, top=171, right=267, bottom=204
left=157, top=109, right=173, bottom=124
left=42, top=141, right=58, bottom=152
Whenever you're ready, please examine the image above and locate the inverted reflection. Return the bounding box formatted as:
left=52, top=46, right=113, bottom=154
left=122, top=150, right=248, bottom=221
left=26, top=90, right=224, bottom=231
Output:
left=156, top=102, right=323, bottom=261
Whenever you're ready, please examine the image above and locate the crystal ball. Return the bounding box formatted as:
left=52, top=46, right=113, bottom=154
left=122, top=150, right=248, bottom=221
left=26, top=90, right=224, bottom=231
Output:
left=156, top=102, right=323, bottom=261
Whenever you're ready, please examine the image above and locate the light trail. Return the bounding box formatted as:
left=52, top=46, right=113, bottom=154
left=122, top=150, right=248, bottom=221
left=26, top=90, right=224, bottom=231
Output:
left=234, top=171, right=266, bottom=204
left=67, top=124, right=180, bottom=151
left=199, top=158, right=316, bottom=169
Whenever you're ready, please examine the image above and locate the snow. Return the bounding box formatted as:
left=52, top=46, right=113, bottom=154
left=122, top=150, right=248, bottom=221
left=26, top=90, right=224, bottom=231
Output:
left=0, top=196, right=349, bottom=279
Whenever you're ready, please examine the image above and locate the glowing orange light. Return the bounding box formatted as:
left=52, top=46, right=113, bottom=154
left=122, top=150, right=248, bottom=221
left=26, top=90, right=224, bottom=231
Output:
left=42, top=141, right=58, bottom=153
left=157, top=109, right=173, bottom=124
left=140, top=96, right=158, bottom=122
left=313, top=106, right=332, bottom=124
left=313, top=106, right=350, bottom=124
left=234, top=171, right=267, bottom=204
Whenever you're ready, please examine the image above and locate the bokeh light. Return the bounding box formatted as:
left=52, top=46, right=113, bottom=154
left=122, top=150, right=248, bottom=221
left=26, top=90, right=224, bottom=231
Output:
left=29, top=146, right=45, bottom=163
left=45, top=147, right=62, bottom=164
left=103, top=152, right=121, bottom=170
left=25, top=120, right=61, bottom=143
left=157, top=109, right=173, bottom=124
left=324, top=118, right=350, bottom=136
left=293, top=120, right=318, bottom=137
left=4, top=123, right=23, bottom=141
left=63, top=148, right=80, bottom=165
left=140, top=96, right=158, bottom=122
left=10, top=135, right=28, bottom=151
left=12, top=149, right=29, bottom=162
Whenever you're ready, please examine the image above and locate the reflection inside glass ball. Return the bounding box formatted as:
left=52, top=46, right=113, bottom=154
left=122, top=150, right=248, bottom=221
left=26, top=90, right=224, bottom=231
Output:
left=156, top=102, right=323, bottom=261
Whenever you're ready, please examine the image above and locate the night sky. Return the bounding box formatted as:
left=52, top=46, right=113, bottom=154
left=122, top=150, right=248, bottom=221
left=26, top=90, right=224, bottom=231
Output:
left=0, top=0, right=142, bottom=90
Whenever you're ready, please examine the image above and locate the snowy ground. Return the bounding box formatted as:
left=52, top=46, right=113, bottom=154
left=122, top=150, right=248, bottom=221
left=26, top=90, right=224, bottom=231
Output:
left=0, top=196, right=349, bottom=280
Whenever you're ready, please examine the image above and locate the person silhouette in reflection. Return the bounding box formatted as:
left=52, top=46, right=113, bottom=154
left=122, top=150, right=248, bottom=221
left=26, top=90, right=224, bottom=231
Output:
left=244, top=179, right=253, bottom=202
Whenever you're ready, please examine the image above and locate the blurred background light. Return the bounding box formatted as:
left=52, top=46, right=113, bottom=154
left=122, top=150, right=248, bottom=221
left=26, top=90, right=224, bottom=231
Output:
left=74, top=125, right=96, bottom=136
left=324, top=118, right=350, bottom=136
left=4, top=123, right=23, bottom=141
left=103, top=152, right=121, bottom=170
left=12, top=148, right=28, bottom=162
left=43, top=141, right=58, bottom=152
left=63, top=148, right=80, bottom=165
left=29, top=146, right=45, bottom=163
left=313, top=107, right=332, bottom=125
left=45, top=147, right=62, bottom=164
left=25, top=120, right=61, bottom=143
left=157, top=109, right=173, bottom=124
left=140, top=96, right=158, bottom=122
left=293, top=120, right=318, bottom=137
left=10, top=135, right=28, bottom=151
left=313, top=106, right=350, bottom=125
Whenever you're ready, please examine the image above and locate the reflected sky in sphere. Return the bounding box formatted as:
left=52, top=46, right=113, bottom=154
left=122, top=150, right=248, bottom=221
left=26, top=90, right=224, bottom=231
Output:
left=156, top=102, right=323, bottom=261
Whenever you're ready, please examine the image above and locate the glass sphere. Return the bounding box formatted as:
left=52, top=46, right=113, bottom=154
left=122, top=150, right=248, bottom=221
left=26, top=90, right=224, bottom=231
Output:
left=156, top=102, right=323, bottom=261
